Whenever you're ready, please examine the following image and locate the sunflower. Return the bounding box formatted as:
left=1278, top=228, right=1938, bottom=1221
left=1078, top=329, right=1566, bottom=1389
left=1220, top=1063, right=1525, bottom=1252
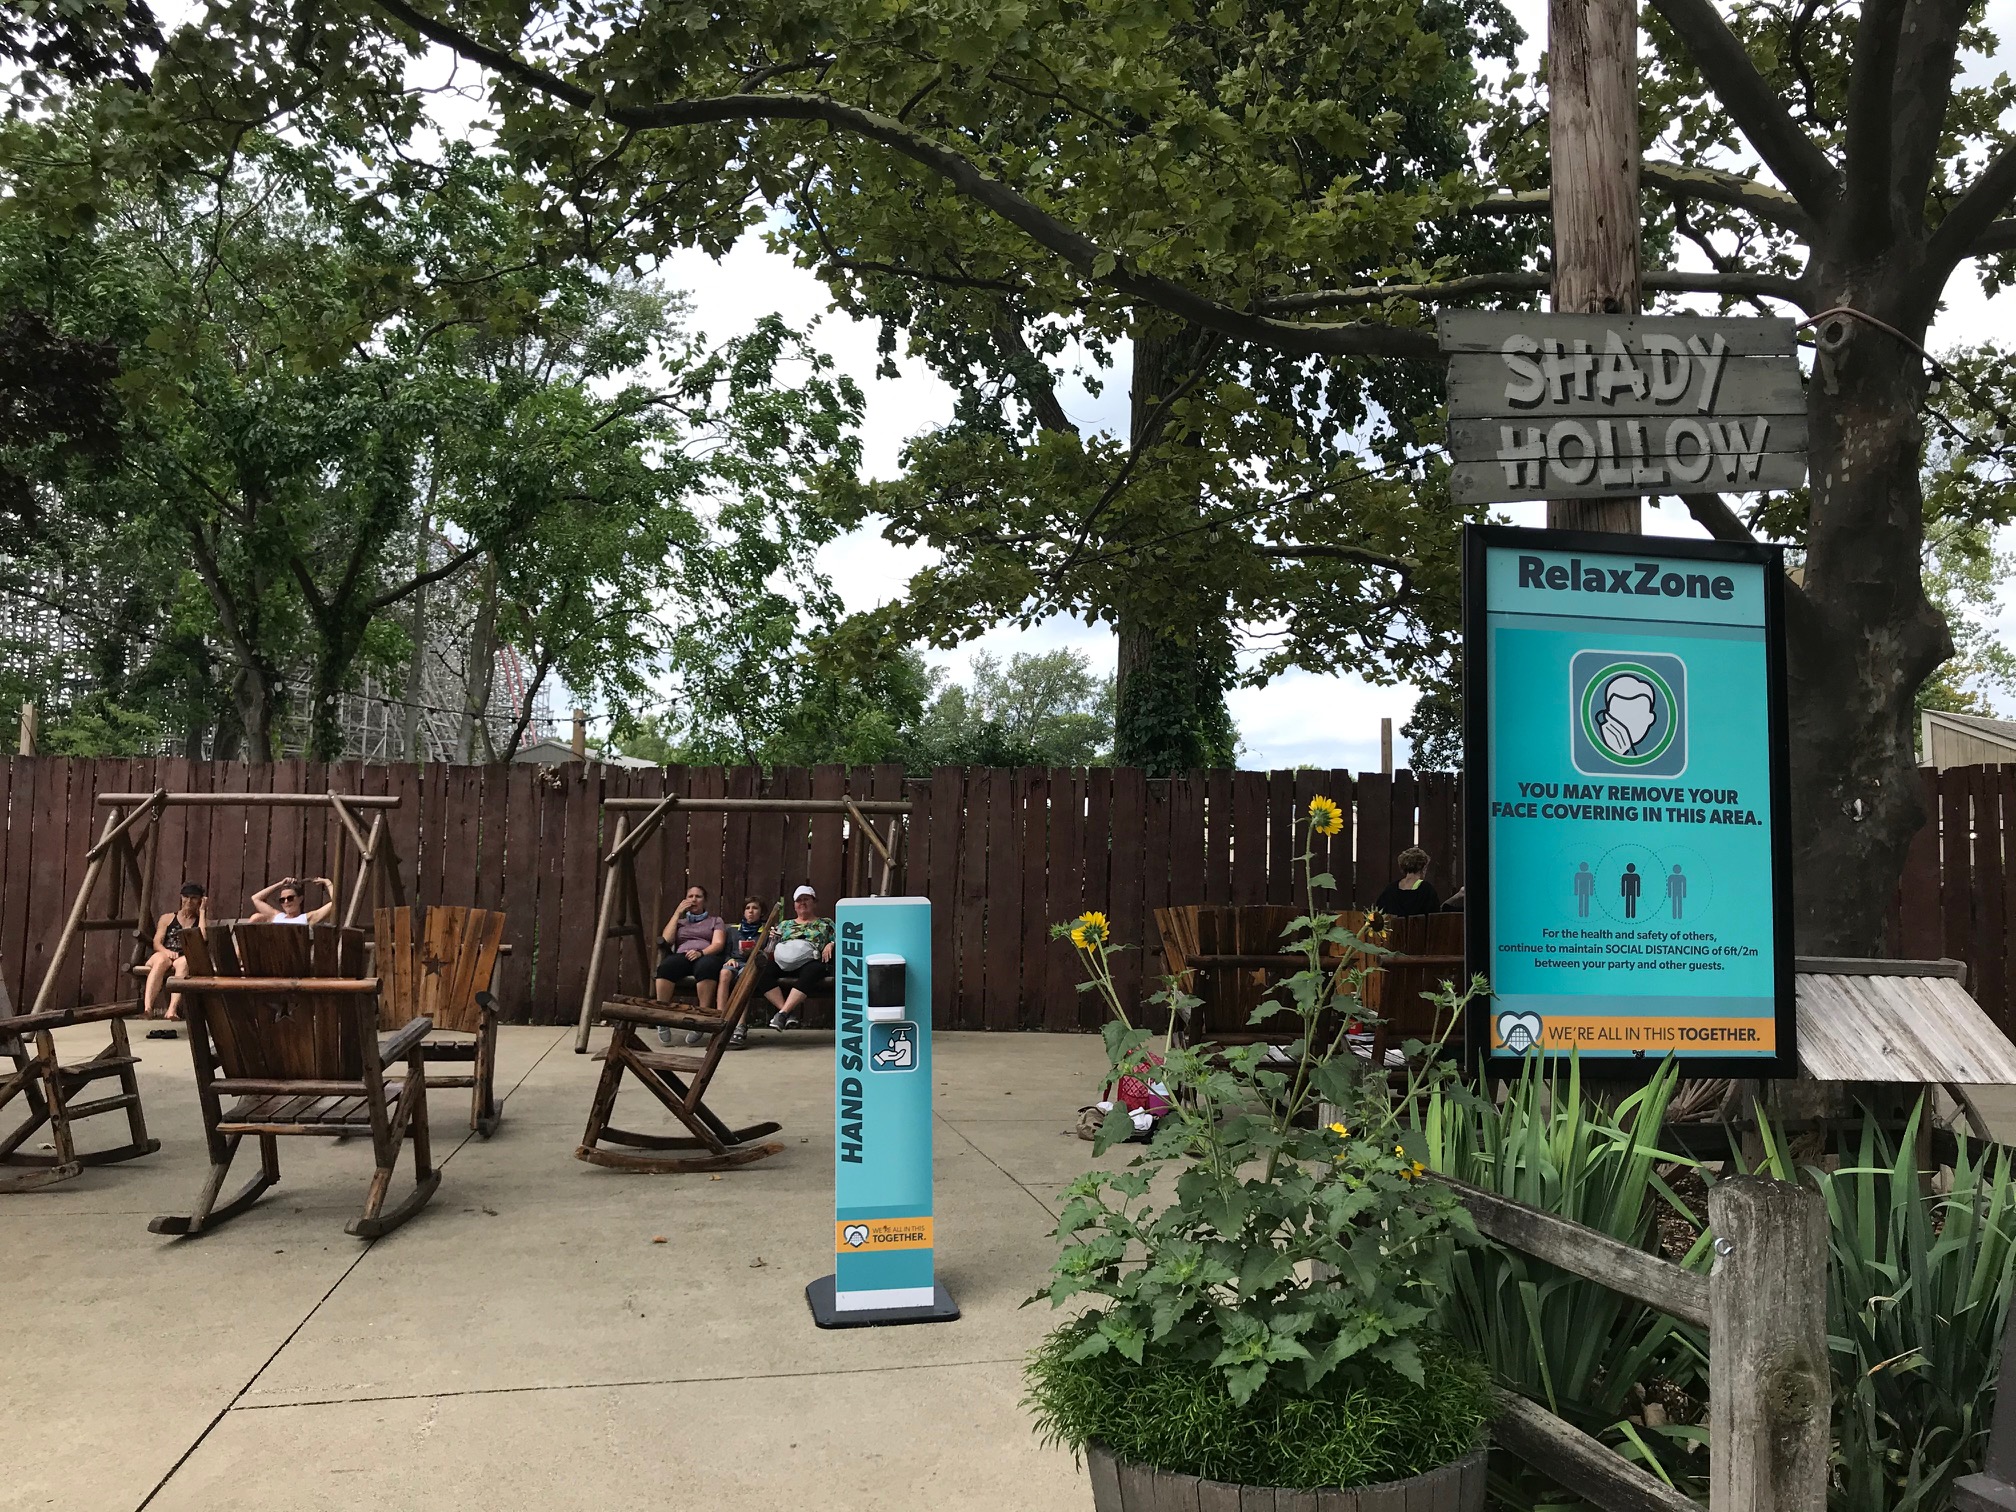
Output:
left=1069, top=911, right=1111, bottom=951
left=1308, top=795, right=1343, bottom=836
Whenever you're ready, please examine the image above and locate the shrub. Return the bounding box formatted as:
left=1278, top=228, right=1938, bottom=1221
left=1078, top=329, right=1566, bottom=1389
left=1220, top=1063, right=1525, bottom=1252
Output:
left=1027, top=1316, right=1494, bottom=1489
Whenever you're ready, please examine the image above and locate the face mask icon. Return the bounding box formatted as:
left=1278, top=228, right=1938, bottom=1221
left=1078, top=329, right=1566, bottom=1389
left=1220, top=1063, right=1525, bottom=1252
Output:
left=1572, top=652, right=1686, bottom=777
left=1595, top=674, right=1658, bottom=756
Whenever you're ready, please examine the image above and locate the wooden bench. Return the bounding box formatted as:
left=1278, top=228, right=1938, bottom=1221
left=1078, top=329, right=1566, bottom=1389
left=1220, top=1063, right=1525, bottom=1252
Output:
left=153, top=922, right=439, bottom=1238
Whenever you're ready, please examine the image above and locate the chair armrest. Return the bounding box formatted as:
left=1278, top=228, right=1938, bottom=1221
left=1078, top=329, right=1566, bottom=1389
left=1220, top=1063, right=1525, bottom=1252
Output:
left=475, top=990, right=502, bottom=1018
left=379, top=1017, right=435, bottom=1062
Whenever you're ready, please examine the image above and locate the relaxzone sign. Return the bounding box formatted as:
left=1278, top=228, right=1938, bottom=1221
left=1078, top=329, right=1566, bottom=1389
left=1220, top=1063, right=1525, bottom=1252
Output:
left=1439, top=312, right=1806, bottom=507
left=1462, top=525, right=1796, bottom=1077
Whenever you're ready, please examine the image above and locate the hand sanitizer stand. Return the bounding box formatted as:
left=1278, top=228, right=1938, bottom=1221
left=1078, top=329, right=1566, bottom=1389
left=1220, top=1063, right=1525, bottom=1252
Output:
left=806, top=896, right=960, bottom=1328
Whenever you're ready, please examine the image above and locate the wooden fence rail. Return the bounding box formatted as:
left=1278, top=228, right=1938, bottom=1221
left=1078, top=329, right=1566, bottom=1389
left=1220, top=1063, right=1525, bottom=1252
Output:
left=0, top=755, right=2005, bottom=1030
left=1446, top=1173, right=1829, bottom=1512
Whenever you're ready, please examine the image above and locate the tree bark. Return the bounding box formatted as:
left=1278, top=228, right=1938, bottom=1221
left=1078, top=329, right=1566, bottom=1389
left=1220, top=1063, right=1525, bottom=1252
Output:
left=1548, top=0, right=1642, bottom=535
left=1786, top=281, right=1950, bottom=953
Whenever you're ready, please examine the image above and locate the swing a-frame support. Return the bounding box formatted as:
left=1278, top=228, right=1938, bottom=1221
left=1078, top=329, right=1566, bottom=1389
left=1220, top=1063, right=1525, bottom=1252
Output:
left=0, top=789, right=407, bottom=1193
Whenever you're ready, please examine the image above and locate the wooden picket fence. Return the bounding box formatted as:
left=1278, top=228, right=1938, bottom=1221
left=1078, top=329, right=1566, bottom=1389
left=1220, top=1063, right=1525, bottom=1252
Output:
left=0, top=756, right=1460, bottom=1029
left=1, top=755, right=2006, bottom=1032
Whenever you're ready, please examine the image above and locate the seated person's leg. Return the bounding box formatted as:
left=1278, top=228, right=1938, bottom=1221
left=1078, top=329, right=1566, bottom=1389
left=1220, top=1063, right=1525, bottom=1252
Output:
left=654, top=950, right=697, bottom=1003
left=693, top=950, right=726, bottom=1012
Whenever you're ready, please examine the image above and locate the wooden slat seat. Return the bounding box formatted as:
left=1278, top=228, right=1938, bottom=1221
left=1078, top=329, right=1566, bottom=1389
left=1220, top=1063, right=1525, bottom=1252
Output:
left=375, top=907, right=508, bottom=1137
left=600, top=993, right=732, bottom=1034
left=151, top=923, right=439, bottom=1239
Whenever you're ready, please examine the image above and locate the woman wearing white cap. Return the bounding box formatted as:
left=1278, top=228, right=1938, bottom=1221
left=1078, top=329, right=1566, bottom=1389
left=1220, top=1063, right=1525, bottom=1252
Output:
left=757, top=884, right=835, bottom=1032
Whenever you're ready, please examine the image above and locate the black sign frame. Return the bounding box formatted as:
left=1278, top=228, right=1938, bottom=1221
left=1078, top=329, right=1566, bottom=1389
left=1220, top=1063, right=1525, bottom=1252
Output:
left=1461, top=523, right=1797, bottom=1080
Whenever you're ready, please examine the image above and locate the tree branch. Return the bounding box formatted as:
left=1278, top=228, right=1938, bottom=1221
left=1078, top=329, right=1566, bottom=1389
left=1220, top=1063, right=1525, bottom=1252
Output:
left=1890, top=0, right=1969, bottom=228
left=1252, top=543, right=1415, bottom=572
left=1644, top=161, right=1816, bottom=237
left=365, top=0, right=1438, bottom=360
left=1647, top=0, right=1843, bottom=217
left=1967, top=219, right=2016, bottom=257
left=1260, top=267, right=1808, bottom=311
left=1841, top=0, right=1907, bottom=256
left=1473, top=163, right=1814, bottom=237
left=368, top=540, right=486, bottom=613
left=1677, top=492, right=1759, bottom=545
left=1929, top=142, right=2016, bottom=271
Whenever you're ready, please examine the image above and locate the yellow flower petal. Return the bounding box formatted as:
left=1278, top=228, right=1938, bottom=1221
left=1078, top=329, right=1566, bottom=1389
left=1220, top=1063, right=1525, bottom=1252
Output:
left=1307, top=795, right=1344, bottom=837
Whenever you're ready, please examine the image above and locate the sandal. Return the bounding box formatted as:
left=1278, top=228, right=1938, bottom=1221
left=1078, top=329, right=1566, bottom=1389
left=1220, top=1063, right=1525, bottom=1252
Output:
left=146, top=1028, right=178, bottom=1040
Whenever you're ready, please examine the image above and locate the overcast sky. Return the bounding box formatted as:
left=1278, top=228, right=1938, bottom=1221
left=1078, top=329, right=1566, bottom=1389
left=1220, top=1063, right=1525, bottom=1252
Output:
left=637, top=0, right=2016, bottom=770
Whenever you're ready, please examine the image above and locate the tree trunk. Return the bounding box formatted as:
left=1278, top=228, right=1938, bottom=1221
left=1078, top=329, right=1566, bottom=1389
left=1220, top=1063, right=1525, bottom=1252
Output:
left=458, top=554, right=499, bottom=763
left=1112, top=326, right=1236, bottom=773
left=1786, top=280, right=1951, bottom=954
left=233, top=662, right=277, bottom=763
left=401, top=514, right=430, bottom=760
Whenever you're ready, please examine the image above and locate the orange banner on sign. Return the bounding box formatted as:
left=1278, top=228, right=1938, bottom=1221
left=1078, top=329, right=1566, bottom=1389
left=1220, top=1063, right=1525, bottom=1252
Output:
left=835, top=1217, right=934, bottom=1253
left=1491, top=1016, right=1776, bottom=1053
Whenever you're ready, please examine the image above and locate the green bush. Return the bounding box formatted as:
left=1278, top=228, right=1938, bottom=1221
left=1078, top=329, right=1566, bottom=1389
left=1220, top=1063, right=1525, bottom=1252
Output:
left=1754, top=1106, right=2016, bottom=1512
left=1422, top=1057, right=1710, bottom=1485
left=1026, top=1316, right=1493, bottom=1489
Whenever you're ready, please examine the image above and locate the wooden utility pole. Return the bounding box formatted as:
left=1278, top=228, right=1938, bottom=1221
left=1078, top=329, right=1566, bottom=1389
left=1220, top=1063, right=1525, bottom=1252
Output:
left=1548, top=0, right=1642, bottom=535
left=570, top=708, right=588, bottom=760
left=1380, top=718, right=1394, bottom=776
left=17, top=701, right=35, bottom=756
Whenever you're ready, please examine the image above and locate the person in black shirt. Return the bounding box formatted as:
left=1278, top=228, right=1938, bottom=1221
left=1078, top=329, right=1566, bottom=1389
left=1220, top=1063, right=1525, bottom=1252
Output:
left=1373, top=847, right=1441, bottom=918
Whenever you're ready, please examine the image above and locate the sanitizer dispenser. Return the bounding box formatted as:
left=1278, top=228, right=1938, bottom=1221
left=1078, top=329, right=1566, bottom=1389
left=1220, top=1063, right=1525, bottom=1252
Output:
left=806, top=896, right=959, bottom=1327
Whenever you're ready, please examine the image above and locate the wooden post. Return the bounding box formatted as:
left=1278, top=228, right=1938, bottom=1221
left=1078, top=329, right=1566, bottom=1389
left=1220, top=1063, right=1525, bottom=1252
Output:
left=1548, top=0, right=1642, bottom=535
left=1708, top=1175, right=1830, bottom=1512
left=16, top=701, right=34, bottom=756
left=570, top=708, right=587, bottom=760
left=576, top=815, right=631, bottom=1053
left=1380, top=718, right=1394, bottom=776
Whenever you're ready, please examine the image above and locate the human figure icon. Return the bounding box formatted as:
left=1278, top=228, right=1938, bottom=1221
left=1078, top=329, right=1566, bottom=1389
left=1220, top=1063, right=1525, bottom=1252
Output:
left=1620, top=862, right=1641, bottom=919
left=1667, top=864, right=1687, bottom=920
left=1573, top=861, right=1595, bottom=917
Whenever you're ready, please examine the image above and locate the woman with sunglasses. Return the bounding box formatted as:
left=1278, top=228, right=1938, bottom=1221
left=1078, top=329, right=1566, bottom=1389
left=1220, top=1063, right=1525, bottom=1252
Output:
left=250, top=875, right=337, bottom=925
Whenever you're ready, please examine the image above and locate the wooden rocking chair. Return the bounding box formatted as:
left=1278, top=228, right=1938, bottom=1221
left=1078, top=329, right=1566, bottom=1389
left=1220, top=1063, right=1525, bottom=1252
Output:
left=374, top=906, right=507, bottom=1138
left=0, top=969, right=159, bottom=1193
left=577, top=909, right=785, bottom=1173
left=152, top=923, right=439, bottom=1239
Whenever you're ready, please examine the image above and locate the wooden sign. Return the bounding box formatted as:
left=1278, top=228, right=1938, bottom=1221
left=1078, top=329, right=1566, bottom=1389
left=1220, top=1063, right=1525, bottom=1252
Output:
left=1440, top=312, right=1806, bottom=506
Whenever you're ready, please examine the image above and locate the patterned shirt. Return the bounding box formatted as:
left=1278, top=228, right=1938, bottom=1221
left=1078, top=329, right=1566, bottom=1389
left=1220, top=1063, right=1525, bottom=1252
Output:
left=773, top=917, right=834, bottom=952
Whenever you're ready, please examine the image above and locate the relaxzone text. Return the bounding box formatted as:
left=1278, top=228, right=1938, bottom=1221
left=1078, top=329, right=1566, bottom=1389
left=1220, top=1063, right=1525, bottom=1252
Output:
left=1490, top=781, right=1761, bottom=826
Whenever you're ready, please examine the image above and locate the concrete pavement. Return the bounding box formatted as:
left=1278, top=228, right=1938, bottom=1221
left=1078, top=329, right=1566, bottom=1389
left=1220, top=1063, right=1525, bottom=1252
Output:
left=3, top=1024, right=1108, bottom=1512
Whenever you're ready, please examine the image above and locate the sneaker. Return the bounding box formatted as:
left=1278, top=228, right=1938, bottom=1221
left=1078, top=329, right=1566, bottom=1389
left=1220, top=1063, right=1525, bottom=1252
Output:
left=657, top=1026, right=674, bottom=1047
left=684, top=1030, right=705, bottom=1046
left=728, top=1023, right=748, bottom=1050
left=769, top=1009, right=792, bottom=1032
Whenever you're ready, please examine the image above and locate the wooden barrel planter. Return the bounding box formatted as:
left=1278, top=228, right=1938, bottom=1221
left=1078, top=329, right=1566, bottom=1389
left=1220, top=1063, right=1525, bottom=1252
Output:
left=1086, top=1442, right=1487, bottom=1512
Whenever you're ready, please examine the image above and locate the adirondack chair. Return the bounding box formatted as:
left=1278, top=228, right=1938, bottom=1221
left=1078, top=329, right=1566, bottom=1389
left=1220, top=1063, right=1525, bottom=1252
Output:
left=152, top=922, right=439, bottom=1239
left=578, top=908, right=785, bottom=1173
left=0, top=967, right=159, bottom=1193
left=374, top=906, right=507, bottom=1137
